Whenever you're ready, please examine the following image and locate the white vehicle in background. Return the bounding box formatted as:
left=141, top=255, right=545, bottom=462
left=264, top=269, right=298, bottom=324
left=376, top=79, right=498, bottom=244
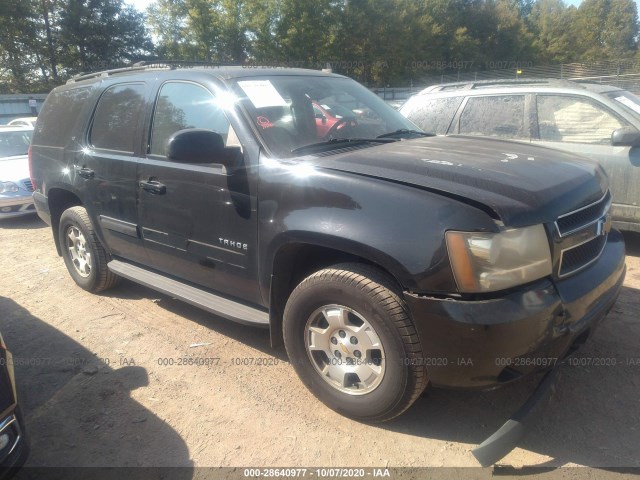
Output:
left=7, top=117, right=38, bottom=128
left=0, top=126, right=35, bottom=218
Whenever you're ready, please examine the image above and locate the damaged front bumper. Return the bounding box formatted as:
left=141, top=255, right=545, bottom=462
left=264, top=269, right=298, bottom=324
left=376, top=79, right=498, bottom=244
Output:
left=404, top=229, right=626, bottom=464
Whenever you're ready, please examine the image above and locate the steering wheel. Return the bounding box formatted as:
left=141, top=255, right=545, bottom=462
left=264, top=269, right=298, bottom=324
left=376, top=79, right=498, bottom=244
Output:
left=323, top=117, right=357, bottom=140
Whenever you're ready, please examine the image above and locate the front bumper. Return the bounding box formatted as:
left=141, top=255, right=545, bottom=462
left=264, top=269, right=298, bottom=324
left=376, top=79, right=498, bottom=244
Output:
left=404, top=229, right=626, bottom=389
left=0, top=194, right=35, bottom=219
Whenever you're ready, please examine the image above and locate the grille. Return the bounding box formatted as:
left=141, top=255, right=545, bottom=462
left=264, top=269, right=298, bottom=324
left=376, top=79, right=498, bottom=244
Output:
left=559, top=235, right=607, bottom=277
left=555, top=191, right=610, bottom=236
left=21, top=179, right=34, bottom=192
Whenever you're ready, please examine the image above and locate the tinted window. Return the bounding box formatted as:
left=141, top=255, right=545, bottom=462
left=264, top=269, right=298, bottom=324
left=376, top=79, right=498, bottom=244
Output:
left=537, top=95, right=625, bottom=145
left=33, top=86, right=91, bottom=147
left=402, top=97, right=462, bottom=134
left=459, top=95, right=526, bottom=138
left=150, top=82, right=230, bottom=156
left=90, top=83, right=146, bottom=152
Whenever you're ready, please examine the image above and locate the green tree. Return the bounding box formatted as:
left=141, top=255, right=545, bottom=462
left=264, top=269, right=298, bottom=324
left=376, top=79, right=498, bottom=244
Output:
left=0, top=0, right=40, bottom=92
left=147, top=0, right=191, bottom=59
left=528, top=0, right=579, bottom=63
left=577, top=0, right=638, bottom=60
left=59, top=0, right=153, bottom=72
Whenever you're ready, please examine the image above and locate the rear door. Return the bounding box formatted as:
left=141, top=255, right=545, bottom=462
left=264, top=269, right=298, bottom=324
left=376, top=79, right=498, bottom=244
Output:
left=451, top=94, right=533, bottom=141
left=79, top=82, right=149, bottom=264
left=137, top=80, right=261, bottom=304
left=530, top=94, right=638, bottom=224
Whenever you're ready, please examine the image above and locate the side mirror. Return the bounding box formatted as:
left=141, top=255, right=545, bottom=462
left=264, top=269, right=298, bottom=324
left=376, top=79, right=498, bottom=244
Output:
left=165, top=128, right=237, bottom=165
left=611, top=126, right=640, bottom=147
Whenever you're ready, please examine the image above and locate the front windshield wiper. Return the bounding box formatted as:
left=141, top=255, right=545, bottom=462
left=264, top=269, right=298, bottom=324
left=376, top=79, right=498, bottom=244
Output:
left=376, top=129, right=435, bottom=139
left=291, top=137, right=396, bottom=155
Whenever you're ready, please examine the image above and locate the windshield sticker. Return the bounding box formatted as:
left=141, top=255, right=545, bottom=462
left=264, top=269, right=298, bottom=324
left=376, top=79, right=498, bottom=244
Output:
left=257, top=116, right=274, bottom=129
left=238, top=80, right=288, bottom=108
left=614, top=95, right=640, bottom=115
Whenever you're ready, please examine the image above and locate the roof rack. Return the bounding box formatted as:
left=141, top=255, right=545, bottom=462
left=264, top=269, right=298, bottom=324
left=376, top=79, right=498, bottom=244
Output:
left=425, top=78, right=580, bottom=92
left=65, top=60, right=234, bottom=84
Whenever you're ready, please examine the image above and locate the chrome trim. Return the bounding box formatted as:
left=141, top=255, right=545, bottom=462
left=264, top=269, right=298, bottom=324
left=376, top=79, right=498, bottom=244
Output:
left=557, top=233, right=608, bottom=278
left=554, top=191, right=611, bottom=237
left=0, top=414, right=21, bottom=458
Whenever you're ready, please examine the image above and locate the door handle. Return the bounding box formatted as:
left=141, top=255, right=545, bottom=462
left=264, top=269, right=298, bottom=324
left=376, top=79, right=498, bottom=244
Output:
left=75, top=166, right=95, bottom=179
left=139, top=179, right=166, bottom=195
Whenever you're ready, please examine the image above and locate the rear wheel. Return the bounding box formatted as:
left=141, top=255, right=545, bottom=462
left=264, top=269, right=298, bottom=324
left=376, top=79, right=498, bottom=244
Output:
left=59, top=206, right=120, bottom=292
left=283, top=263, right=428, bottom=422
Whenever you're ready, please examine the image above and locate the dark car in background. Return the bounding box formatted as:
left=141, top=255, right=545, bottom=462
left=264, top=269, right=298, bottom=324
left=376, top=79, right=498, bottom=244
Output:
left=0, top=331, right=28, bottom=478
left=400, top=79, right=640, bottom=233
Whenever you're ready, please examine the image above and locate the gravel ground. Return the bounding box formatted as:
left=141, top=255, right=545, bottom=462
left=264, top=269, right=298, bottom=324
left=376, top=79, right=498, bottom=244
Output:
left=1, top=214, right=639, bottom=476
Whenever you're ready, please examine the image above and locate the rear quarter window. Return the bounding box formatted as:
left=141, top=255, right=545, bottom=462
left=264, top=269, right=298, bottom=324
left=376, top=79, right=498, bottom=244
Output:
left=33, top=86, right=92, bottom=147
left=402, top=97, right=462, bottom=135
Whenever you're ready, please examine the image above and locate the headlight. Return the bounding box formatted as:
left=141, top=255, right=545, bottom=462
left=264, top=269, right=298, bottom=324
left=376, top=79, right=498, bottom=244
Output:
left=0, top=182, right=19, bottom=194
left=446, top=224, right=552, bottom=293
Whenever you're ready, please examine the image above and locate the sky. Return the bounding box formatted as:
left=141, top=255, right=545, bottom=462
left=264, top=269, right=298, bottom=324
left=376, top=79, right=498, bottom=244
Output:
left=124, top=0, right=149, bottom=11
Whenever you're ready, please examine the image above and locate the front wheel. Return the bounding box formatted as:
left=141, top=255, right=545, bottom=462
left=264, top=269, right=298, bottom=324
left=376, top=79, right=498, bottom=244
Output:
left=283, top=263, right=428, bottom=422
left=58, top=206, right=120, bottom=293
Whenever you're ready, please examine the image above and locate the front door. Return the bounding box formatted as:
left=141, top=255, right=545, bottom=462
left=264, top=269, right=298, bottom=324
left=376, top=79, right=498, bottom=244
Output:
left=137, top=81, right=261, bottom=304
left=531, top=94, right=640, bottom=224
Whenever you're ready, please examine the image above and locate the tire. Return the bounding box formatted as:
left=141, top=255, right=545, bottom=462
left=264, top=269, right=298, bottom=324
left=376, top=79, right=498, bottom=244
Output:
left=283, top=263, right=429, bottom=422
left=58, top=206, right=120, bottom=293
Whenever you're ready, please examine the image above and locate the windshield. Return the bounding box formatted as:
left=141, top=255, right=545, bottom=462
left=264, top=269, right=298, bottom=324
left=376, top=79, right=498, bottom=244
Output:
left=607, top=90, right=640, bottom=122
left=230, top=75, right=419, bottom=157
left=0, top=130, right=32, bottom=158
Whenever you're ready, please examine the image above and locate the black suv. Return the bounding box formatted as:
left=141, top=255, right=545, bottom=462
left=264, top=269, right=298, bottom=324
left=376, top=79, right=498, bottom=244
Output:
left=30, top=66, right=625, bottom=423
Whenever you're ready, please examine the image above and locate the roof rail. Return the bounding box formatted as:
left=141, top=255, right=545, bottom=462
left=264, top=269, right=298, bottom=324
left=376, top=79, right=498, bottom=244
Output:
left=428, top=78, right=579, bottom=92
left=65, top=60, right=229, bottom=84
left=65, top=62, right=168, bottom=84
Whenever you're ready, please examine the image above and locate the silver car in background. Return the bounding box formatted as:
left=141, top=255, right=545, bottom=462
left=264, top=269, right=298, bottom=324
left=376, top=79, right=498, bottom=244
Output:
left=401, top=79, right=640, bottom=233
left=0, top=126, right=35, bottom=219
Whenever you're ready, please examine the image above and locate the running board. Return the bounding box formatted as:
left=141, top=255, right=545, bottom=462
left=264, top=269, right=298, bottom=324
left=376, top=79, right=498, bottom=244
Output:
left=108, top=260, right=269, bottom=327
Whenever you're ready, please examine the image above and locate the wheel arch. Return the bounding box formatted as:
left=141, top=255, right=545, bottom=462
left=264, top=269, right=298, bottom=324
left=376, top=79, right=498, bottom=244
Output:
left=267, top=235, right=409, bottom=347
left=47, top=188, right=83, bottom=255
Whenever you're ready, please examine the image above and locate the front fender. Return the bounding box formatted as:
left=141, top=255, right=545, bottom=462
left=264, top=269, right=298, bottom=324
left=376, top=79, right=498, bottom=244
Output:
left=258, top=156, right=498, bottom=300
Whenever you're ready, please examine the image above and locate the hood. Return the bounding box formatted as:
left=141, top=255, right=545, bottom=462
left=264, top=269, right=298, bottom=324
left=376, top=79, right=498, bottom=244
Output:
left=0, top=155, right=30, bottom=183
left=305, top=136, right=608, bottom=227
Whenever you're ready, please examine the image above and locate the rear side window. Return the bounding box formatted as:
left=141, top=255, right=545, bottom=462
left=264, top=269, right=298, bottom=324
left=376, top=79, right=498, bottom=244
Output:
left=90, top=83, right=146, bottom=153
left=402, top=97, right=462, bottom=135
left=537, top=95, right=625, bottom=145
left=149, top=82, right=230, bottom=156
left=33, top=86, right=92, bottom=147
left=459, top=95, right=527, bottom=139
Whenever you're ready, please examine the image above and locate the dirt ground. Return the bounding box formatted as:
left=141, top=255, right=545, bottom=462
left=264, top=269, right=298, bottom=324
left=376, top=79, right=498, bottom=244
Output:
left=1, top=214, right=640, bottom=475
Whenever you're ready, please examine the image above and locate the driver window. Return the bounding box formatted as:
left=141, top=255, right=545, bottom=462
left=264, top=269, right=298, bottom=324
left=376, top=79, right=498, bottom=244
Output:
left=150, top=82, right=231, bottom=156
left=537, top=95, right=625, bottom=144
